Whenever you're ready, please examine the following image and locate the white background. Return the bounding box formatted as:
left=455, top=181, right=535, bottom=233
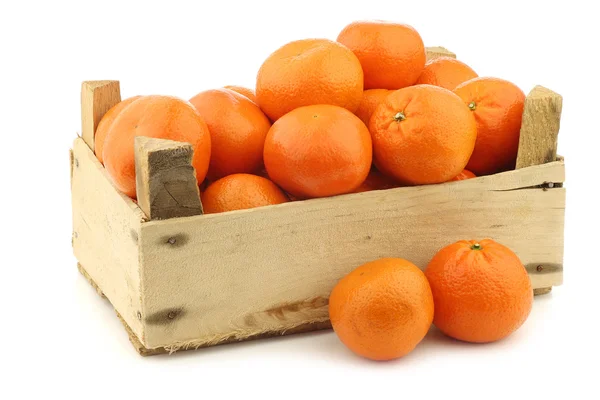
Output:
left=2, top=0, right=599, bottom=398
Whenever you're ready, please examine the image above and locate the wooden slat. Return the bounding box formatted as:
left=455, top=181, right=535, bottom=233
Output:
left=516, top=86, right=563, bottom=168
left=138, top=160, right=565, bottom=351
left=81, top=80, right=121, bottom=151
left=71, top=137, right=146, bottom=340
left=447, top=159, right=564, bottom=190
left=426, top=46, right=456, bottom=61
left=134, top=137, right=203, bottom=220
left=533, top=287, right=552, bottom=296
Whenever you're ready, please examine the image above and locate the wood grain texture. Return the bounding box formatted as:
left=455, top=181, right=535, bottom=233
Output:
left=533, top=287, right=552, bottom=296
left=71, top=137, right=146, bottom=340
left=138, top=160, right=565, bottom=350
left=134, top=137, right=203, bottom=220
left=80, top=80, right=121, bottom=151
left=426, top=46, right=456, bottom=61
left=117, top=308, right=331, bottom=356
left=516, top=86, right=563, bottom=169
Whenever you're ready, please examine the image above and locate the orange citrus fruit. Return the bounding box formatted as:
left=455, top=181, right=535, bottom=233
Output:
left=329, top=258, right=434, bottom=360
left=201, top=173, right=288, bottom=214
left=425, top=239, right=533, bottom=343
left=189, top=88, right=271, bottom=181
left=370, top=85, right=477, bottom=185
left=354, top=89, right=392, bottom=127
left=256, top=38, right=363, bottom=121
left=454, top=77, right=526, bottom=175
left=416, top=57, right=478, bottom=90
left=337, top=21, right=426, bottom=90
left=264, top=104, right=372, bottom=199
left=94, top=96, right=142, bottom=164
left=102, top=95, right=211, bottom=198
left=448, top=169, right=476, bottom=181
left=352, top=168, right=400, bottom=193
left=223, top=85, right=257, bottom=103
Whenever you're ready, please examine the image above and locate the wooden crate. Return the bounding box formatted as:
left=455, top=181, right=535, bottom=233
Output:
left=71, top=50, right=565, bottom=355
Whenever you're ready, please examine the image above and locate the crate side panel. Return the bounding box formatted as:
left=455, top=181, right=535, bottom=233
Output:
left=71, top=138, right=146, bottom=339
left=139, top=162, right=565, bottom=349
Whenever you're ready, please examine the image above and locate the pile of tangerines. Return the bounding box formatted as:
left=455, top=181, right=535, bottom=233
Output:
left=96, top=21, right=534, bottom=361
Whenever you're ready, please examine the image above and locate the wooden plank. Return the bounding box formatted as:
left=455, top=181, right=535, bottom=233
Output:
left=71, top=137, right=146, bottom=341
left=534, top=287, right=552, bottom=296
left=138, top=160, right=565, bottom=351
left=447, top=159, right=564, bottom=190
left=516, top=86, right=563, bottom=168
left=426, top=46, right=456, bottom=61
left=81, top=80, right=121, bottom=151
left=115, top=307, right=331, bottom=356
left=135, top=137, right=203, bottom=220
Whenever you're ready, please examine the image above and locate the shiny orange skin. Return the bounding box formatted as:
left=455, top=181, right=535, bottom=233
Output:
left=448, top=169, right=476, bottom=181
left=256, top=39, right=363, bottom=121
left=329, top=258, right=434, bottom=361
left=352, top=168, right=400, bottom=193
left=224, top=85, right=257, bottom=103
left=416, top=57, right=478, bottom=90
left=454, top=77, right=526, bottom=175
left=370, top=85, right=477, bottom=185
left=103, top=95, right=211, bottom=198
left=424, top=239, right=533, bottom=343
left=354, top=89, right=392, bottom=127
left=94, top=96, right=142, bottom=164
left=201, top=173, right=288, bottom=214
left=189, top=88, right=271, bottom=181
left=337, top=21, right=426, bottom=90
left=264, top=105, right=372, bottom=199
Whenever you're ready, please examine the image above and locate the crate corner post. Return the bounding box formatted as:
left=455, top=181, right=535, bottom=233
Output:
left=516, top=85, right=565, bottom=295
left=134, top=136, right=204, bottom=220
left=425, top=46, right=456, bottom=61
left=73, top=79, right=151, bottom=352
left=516, top=85, right=563, bottom=169
left=80, top=80, right=121, bottom=152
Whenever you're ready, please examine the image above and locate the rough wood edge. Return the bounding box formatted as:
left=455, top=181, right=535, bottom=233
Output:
left=134, top=137, right=203, bottom=220
left=79, top=261, right=330, bottom=356
left=534, top=287, right=553, bottom=296
left=516, top=85, right=563, bottom=169
left=81, top=80, right=121, bottom=151
left=143, top=159, right=565, bottom=229
left=119, top=311, right=331, bottom=357
left=69, top=148, right=74, bottom=188
left=77, top=263, right=105, bottom=298
left=426, top=46, right=456, bottom=61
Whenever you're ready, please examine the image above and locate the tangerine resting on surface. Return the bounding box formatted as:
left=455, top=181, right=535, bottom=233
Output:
left=329, top=258, right=434, bottom=361
left=453, top=77, right=526, bottom=175
left=223, top=85, right=257, bottom=103
left=424, top=239, right=533, bottom=343
left=354, top=89, right=392, bottom=127
left=337, top=21, right=426, bottom=90
left=263, top=104, right=372, bottom=199
left=201, top=173, right=288, bottom=214
left=416, top=57, right=478, bottom=90
left=448, top=169, right=476, bottom=181
left=94, top=95, right=142, bottom=164
left=102, top=95, right=211, bottom=198
left=369, top=84, right=477, bottom=185
left=256, top=38, right=363, bottom=121
left=189, top=88, right=271, bottom=181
